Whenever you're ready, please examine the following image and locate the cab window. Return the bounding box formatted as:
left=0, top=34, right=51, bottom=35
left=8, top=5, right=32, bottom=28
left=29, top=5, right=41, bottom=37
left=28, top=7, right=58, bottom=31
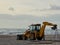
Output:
left=29, top=26, right=35, bottom=30
left=36, top=26, right=40, bottom=30
left=29, top=26, right=32, bottom=30
left=32, top=26, right=35, bottom=30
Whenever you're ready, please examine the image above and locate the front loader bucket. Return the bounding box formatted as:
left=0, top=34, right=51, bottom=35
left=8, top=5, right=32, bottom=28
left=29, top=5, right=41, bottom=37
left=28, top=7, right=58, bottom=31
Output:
left=17, top=34, right=23, bottom=40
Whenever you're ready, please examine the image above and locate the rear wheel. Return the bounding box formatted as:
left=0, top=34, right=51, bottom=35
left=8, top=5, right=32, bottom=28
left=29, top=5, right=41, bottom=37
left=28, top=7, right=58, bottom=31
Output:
left=37, top=36, right=43, bottom=40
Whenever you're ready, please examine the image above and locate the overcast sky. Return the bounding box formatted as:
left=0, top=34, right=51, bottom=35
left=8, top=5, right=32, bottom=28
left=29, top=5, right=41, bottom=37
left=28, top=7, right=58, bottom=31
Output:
left=0, top=0, right=60, bottom=29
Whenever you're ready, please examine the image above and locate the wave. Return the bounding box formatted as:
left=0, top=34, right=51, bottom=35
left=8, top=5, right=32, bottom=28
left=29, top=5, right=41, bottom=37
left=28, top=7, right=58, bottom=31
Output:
left=0, top=29, right=60, bottom=35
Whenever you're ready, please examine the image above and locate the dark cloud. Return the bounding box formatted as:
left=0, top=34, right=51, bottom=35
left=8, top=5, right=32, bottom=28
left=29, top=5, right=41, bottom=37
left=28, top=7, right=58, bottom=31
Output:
left=40, top=5, right=60, bottom=11
left=8, top=7, right=14, bottom=11
left=50, top=5, right=60, bottom=10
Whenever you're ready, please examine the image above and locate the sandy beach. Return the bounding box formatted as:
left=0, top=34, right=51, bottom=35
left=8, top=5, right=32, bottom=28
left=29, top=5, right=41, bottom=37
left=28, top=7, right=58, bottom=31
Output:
left=0, top=35, right=60, bottom=45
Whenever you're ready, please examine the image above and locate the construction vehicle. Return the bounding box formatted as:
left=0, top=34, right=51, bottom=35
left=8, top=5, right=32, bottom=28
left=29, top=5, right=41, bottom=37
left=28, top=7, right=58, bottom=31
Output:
left=17, top=22, right=57, bottom=40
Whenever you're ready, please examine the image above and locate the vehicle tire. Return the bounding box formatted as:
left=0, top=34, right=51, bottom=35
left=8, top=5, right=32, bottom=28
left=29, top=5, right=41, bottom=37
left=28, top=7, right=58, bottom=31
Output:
left=24, top=36, right=28, bottom=40
left=37, top=36, right=43, bottom=40
left=30, top=33, right=36, bottom=40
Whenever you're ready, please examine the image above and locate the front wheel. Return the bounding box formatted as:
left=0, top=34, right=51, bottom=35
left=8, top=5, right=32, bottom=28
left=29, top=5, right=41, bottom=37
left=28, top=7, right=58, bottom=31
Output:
left=24, top=36, right=28, bottom=40
left=30, top=33, right=36, bottom=40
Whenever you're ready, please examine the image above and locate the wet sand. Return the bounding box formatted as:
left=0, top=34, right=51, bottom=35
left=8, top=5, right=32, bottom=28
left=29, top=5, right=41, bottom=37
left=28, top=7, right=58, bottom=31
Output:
left=0, top=35, right=60, bottom=45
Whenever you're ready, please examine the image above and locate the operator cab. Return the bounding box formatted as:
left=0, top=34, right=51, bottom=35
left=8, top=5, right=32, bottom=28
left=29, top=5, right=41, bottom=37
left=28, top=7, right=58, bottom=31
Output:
left=29, top=24, right=41, bottom=31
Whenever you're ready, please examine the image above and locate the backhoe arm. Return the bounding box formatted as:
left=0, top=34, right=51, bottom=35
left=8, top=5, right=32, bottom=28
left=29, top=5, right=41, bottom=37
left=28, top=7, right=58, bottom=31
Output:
left=39, top=22, right=57, bottom=37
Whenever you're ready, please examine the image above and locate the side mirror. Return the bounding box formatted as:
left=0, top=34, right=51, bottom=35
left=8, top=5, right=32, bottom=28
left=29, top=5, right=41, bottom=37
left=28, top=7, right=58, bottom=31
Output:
left=51, top=25, right=57, bottom=30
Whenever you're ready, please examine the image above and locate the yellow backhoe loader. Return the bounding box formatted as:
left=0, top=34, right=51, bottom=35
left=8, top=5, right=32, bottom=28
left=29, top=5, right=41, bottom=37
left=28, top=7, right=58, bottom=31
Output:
left=17, top=22, right=57, bottom=40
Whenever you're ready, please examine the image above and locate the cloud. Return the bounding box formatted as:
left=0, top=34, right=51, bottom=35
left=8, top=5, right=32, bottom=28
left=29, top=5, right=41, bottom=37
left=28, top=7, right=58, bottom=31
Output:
left=0, top=0, right=52, bottom=15
left=45, top=14, right=60, bottom=21
left=0, top=14, right=60, bottom=28
left=0, top=14, right=45, bottom=28
left=50, top=5, right=60, bottom=10
left=0, top=0, right=60, bottom=17
left=40, top=5, right=60, bottom=11
left=9, top=7, right=14, bottom=11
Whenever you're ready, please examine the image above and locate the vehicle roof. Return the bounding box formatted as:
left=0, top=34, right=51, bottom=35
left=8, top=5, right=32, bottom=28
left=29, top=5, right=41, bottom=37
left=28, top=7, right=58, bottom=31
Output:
left=30, top=24, right=41, bottom=26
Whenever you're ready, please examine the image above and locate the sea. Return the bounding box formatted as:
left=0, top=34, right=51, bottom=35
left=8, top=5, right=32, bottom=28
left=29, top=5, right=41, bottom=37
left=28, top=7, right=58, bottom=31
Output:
left=0, top=28, right=60, bottom=35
